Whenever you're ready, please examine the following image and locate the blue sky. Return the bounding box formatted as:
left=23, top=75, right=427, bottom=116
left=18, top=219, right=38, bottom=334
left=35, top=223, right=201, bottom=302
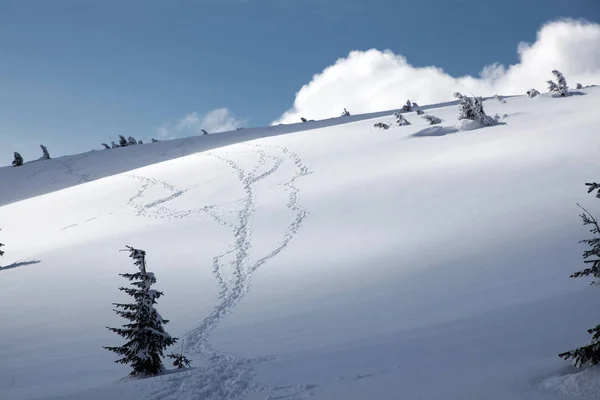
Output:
left=1, top=0, right=599, bottom=163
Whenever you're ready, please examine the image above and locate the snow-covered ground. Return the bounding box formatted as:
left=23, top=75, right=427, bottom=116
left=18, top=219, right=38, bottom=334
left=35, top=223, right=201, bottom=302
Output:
left=1, top=88, right=600, bottom=400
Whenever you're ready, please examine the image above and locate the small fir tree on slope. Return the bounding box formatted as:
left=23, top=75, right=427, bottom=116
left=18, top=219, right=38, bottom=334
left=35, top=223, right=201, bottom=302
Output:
left=118, top=135, right=129, bottom=147
left=559, top=182, right=600, bottom=368
left=394, top=112, right=410, bottom=126
left=167, top=339, right=192, bottom=369
left=12, top=152, right=23, bottom=167
left=547, top=69, right=568, bottom=96
left=40, top=145, right=50, bottom=160
left=104, top=246, right=177, bottom=376
left=0, top=229, right=5, bottom=259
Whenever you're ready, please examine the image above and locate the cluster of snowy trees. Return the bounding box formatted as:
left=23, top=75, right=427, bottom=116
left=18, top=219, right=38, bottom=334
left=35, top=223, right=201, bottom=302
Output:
left=371, top=88, right=508, bottom=132
left=527, top=70, right=585, bottom=99
left=355, top=70, right=582, bottom=133
left=101, top=135, right=145, bottom=150
left=104, top=246, right=191, bottom=376
left=371, top=98, right=443, bottom=130
left=11, top=145, right=51, bottom=167
left=402, top=99, right=423, bottom=114
left=454, top=92, right=496, bottom=126
left=560, top=182, right=600, bottom=368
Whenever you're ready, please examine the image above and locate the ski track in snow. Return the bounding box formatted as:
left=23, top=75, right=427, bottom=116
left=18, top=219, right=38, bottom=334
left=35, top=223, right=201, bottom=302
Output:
left=121, top=143, right=316, bottom=399
left=123, top=143, right=396, bottom=399
left=58, top=152, right=97, bottom=184
left=166, top=143, right=313, bottom=400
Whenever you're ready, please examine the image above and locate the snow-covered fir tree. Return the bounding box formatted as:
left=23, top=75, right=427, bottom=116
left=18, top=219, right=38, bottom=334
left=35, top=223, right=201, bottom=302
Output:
left=341, top=108, right=351, bottom=116
left=402, top=100, right=412, bottom=112
left=456, top=92, right=474, bottom=120
left=422, top=114, right=442, bottom=125
left=559, top=182, right=600, bottom=368
left=201, top=129, right=208, bottom=135
left=111, top=141, right=119, bottom=148
left=456, top=93, right=495, bottom=126
left=40, top=145, right=50, bottom=160
left=12, top=152, right=23, bottom=167
left=547, top=69, right=568, bottom=96
left=138, top=140, right=143, bottom=145
left=394, top=112, right=410, bottom=126
left=300, top=117, right=307, bottom=123
left=151, top=138, right=160, bottom=143
left=577, top=83, right=584, bottom=90
left=128, top=136, right=138, bottom=146
left=527, top=89, right=540, bottom=98
left=0, top=229, right=4, bottom=258
left=102, top=143, right=111, bottom=150
left=104, top=246, right=178, bottom=376
left=118, top=135, right=129, bottom=147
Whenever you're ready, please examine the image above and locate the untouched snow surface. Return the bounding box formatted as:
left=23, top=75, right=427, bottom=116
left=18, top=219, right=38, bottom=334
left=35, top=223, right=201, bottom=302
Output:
left=2, top=90, right=600, bottom=399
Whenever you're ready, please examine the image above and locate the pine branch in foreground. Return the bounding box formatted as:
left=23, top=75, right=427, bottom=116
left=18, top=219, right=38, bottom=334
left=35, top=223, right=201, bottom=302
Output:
left=560, top=181, right=600, bottom=368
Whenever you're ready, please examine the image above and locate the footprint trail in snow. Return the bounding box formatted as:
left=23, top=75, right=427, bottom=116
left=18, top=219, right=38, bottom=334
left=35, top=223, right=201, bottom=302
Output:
left=128, top=143, right=315, bottom=399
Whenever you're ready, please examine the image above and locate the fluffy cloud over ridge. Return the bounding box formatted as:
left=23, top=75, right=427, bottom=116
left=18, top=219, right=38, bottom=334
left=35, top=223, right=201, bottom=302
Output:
left=159, top=108, right=246, bottom=139
left=274, top=19, right=600, bottom=124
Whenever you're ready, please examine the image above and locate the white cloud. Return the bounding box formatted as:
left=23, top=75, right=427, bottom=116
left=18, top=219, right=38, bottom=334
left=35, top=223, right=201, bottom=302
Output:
left=273, top=19, right=600, bottom=124
left=159, top=108, right=246, bottom=139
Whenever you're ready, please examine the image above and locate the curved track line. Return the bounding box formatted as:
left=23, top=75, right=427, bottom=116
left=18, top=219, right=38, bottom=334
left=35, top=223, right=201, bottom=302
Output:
left=143, top=143, right=312, bottom=400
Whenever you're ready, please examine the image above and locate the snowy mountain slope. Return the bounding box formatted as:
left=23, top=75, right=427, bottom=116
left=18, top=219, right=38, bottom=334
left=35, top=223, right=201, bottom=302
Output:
left=1, top=88, right=600, bottom=400
left=0, top=102, right=461, bottom=207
